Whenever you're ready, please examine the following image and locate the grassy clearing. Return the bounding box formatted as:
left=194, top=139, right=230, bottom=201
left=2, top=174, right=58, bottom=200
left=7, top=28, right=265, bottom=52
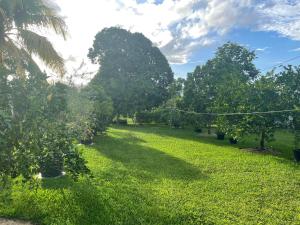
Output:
left=0, top=125, right=300, bottom=225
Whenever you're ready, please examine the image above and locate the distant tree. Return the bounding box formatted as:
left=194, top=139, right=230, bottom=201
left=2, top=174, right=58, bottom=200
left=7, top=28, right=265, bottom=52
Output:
left=88, top=27, right=174, bottom=117
left=182, top=68, right=213, bottom=132
left=244, top=74, right=282, bottom=150
left=169, top=78, right=185, bottom=98
left=212, top=72, right=250, bottom=140
left=277, top=66, right=300, bottom=149
left=183, top=42, right=258, bottom=134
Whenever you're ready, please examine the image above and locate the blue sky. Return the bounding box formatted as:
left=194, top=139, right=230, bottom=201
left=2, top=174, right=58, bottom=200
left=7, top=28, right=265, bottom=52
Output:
left=48, top=0, right=300, bottom=84
left=173, top=29, right=300, bottom=77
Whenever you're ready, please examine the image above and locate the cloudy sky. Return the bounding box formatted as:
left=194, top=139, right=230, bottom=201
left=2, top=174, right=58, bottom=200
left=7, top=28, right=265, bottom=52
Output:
left=47, top=0, right=300, bottom=82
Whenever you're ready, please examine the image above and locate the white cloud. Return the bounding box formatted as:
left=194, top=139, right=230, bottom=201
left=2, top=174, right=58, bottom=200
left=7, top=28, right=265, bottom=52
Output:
left=255, top=47, right=269, bottom=52
left=256, top=0, right=300, bottom=40
left=291, top=47, right=300, bottom=52
left=43, top=0, right=300, bottom=82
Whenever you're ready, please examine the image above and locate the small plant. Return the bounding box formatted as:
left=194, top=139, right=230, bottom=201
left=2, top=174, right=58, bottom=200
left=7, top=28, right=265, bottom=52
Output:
left=229, top=137, right=238, bottom=144
left=115, top=118, right=128, bottom=125
left=135, top=111, right=153, bottom=124
left=194, top=127, right=203, bottom=133
left=216, top=131, right=225, bottom=140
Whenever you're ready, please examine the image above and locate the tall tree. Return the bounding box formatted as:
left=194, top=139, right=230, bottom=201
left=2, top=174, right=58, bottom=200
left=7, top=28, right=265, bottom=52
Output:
left=88, top=27, right=174, bottom=117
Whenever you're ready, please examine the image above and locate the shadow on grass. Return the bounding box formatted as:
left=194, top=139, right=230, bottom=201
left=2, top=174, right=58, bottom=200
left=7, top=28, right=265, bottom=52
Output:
left=93, top=132, right=208, bottom=181
left=32, top=176, right=197, bottom=225
left=9, top=179, right=122, bottom=225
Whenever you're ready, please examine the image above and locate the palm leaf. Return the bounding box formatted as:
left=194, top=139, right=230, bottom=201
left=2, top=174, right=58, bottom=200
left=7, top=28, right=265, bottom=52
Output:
left=28, top=14, right=68, bottom=39
left=19, top=29, right=65, bottom=76
left=2, top=0, right=67, bottom=39
left=2, top=38, right=27, bottom=77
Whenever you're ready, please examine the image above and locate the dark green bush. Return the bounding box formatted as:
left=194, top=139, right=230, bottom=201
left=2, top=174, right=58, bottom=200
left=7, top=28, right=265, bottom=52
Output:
left=216, top=131, right=226, bottom=140
left=135, top=111, right=153, bottom=124
left=114, top=119, right=128, bottom=125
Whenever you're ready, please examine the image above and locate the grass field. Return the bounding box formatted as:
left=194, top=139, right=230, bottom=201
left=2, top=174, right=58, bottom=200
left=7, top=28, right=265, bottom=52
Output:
left=0, top=125, right=300, bottom=225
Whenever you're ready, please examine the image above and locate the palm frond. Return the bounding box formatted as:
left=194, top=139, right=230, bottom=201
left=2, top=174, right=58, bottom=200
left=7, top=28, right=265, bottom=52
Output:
left=2, top=0, right=68, bottom=39
left=2, top=37, right=27, bottom=77
left=19, top=29, right=65, bottom=76
left=28, top=14, right=68, bottom=40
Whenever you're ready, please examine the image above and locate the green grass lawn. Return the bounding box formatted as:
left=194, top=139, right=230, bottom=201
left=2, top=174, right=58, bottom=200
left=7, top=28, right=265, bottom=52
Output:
left=1, top=125, right=300, bottom=225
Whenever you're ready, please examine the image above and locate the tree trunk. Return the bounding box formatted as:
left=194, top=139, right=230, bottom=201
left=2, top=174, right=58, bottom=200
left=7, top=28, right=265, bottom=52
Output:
left=294, top=112, right=300, bottom=149
left=260, top=130, right=266, bottom=151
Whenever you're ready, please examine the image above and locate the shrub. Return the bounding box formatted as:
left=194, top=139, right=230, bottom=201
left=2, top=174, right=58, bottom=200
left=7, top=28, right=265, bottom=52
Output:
left=216, top=131, right=226, bottom=140
left=135, top=111, right=153, bottom=124
left=84, top=85, right=113, bottom=134
left=115, top=119, right=128, bottom=125
left=168, top=109, right=183, bottom=128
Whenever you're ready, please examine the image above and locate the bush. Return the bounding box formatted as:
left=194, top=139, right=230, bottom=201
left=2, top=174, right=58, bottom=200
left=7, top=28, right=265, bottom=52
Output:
left=135, top=111, right=153, bottom=124
left=0, top=110, right=13, bottom=181
left=216, top=131, right=226, bottom=140
left=229, top=137, right=238, bottom=144
left=115, top=119, right=128, bottom=125
left=194, top=128, right=203, bottom=133
left=38, top=121, right=90, bottom=179
left=168, top=109, right=183, bottom=128
left=82, top=84, right=113, bottom=134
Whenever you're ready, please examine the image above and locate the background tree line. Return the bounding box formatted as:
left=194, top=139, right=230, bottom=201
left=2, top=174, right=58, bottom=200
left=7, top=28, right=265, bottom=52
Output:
left=135, top=43, right=300, bottom=153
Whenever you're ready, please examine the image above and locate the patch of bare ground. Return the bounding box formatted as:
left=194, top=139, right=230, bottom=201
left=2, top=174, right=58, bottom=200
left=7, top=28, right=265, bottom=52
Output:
left=240, top=147, right=281, bottom=156
left=0, top=219, right=33, bottom=225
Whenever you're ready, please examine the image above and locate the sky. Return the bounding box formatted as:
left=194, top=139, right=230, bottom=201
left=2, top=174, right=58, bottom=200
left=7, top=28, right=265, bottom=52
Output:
left=46, top=0, right=300, bottom=83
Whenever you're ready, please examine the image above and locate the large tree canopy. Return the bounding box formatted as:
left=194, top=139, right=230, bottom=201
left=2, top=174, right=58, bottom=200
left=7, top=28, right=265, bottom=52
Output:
left=88, top=27, right=174, bottom=116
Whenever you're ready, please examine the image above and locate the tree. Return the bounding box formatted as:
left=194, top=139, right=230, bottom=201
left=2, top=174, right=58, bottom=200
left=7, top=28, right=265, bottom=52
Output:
left=213, top=42, right=259, bottom=80
left=277, top=66, right=300, bottom=149
left=244, top=74, right=282, bottom=150
left=212, top=73, right=250, bottom=141
left=169, top=77, right=185, bottom=99
left=183, top=42, right=258, bottom=134
left=0, top=0, right=67, bottom=75
left=88, top=27, right=174, bottom=117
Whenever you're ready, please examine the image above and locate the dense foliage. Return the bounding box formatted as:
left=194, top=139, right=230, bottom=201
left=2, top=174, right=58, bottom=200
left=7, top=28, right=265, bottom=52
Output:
left=0, top=66, right=90, bottom=182
left=68, top=84, right=113, bottom=144
left=0, top=0, right=90, bottom=183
